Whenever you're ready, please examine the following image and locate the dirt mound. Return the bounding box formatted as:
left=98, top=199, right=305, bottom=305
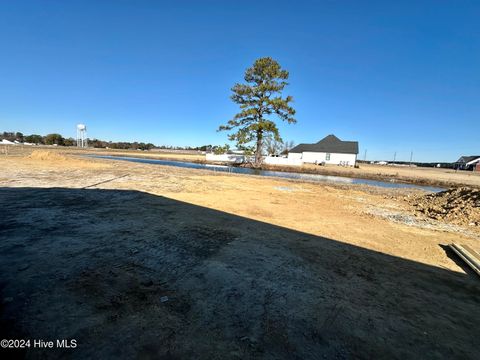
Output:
left=409, top=187, right=480, bottom=227
left=27, top=150, right=70, bottom=161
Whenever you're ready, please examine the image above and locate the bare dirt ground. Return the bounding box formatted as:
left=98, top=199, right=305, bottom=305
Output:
left=1, top=149, right=479, bottom=359
left=408, top=187, right=480, bottom=227
left=4, top=145, right=478, bottom=188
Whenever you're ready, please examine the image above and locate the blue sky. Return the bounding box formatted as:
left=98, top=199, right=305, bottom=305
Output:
left=0, top=1, right=478, bottom=162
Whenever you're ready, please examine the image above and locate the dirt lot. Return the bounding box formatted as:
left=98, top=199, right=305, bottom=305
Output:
left=1, top=149, right=479, bottom=359
left=3, top=145, right=479, bottom=188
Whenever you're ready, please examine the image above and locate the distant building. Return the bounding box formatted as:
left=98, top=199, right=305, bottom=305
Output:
left=288, top=134, right=359, bottom=166
left=454, top=155, right=480, bottom=171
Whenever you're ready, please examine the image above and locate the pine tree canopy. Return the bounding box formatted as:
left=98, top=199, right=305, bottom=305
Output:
left=218, top=57, right=296, bottom=165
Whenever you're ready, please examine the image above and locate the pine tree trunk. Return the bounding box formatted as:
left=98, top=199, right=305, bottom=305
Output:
left=255, top=131, right=263, bottom=167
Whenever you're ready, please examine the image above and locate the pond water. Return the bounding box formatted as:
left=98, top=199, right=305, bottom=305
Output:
left=88, top=155, right=444, bottom=193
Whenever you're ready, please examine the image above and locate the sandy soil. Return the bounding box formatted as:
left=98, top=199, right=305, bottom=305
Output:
left=3, top=145, right=479, bottom=187
left=1, top=150, right=479, bottom=359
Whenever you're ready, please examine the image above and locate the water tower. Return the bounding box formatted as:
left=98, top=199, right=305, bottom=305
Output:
left=76, top=124, right=87, bottom=147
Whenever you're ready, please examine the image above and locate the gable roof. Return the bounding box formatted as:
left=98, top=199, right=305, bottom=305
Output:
left=455, top=155, right=480, bottom=164
left=290, top=134, right=359, bottom=154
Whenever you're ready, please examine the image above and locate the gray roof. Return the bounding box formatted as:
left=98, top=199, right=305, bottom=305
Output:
left=455, top=155, right=480, bottom=164
left=289, top=134, right=359, bottom=154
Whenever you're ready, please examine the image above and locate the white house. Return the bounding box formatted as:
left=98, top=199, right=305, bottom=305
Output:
left=288, top=134, right=359, bottom=166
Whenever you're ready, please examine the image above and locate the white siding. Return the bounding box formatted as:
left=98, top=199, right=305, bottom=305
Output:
left=287, top=152, right=302, bottom=160
left=289, top=151, right=356, bottom=166
left=264, top=156, right=302, bottom=166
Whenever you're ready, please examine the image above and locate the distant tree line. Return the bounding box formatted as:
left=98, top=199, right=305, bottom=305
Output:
left=1, top=131, right=74, bottom=146
left=0, top=131, right=224, bottom=152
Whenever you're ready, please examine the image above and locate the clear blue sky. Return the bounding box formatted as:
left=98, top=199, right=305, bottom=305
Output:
left=0, top=1, right=478, bottom=162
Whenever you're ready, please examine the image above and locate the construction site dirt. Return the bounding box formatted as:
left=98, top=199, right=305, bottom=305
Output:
left=1, top=149, right=479, bottom=359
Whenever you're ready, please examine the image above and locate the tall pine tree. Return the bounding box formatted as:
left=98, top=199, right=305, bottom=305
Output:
left=218, top=57, right=296, bottom=165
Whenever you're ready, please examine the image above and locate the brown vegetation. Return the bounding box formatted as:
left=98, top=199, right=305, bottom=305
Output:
left=28, top=149, right=70, bottom=161
left=259, top=162, right=480, bottom=188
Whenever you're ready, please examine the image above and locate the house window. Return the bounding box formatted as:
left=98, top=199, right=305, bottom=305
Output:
left=326, top=153, right=331, bottom=161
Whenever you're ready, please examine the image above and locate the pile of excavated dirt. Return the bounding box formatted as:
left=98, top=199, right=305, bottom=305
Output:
left=27, top=149, right=70, bottom=161
left=409, top=187, right=480, bottom=227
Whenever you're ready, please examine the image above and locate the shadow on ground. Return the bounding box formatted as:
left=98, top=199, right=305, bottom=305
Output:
left=0, top=187, right=479, bottom=359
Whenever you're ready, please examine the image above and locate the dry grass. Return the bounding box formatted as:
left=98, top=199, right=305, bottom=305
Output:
left=260, top=162, right=480, bottom=188
left=28, top=149, right=70, bottom=161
